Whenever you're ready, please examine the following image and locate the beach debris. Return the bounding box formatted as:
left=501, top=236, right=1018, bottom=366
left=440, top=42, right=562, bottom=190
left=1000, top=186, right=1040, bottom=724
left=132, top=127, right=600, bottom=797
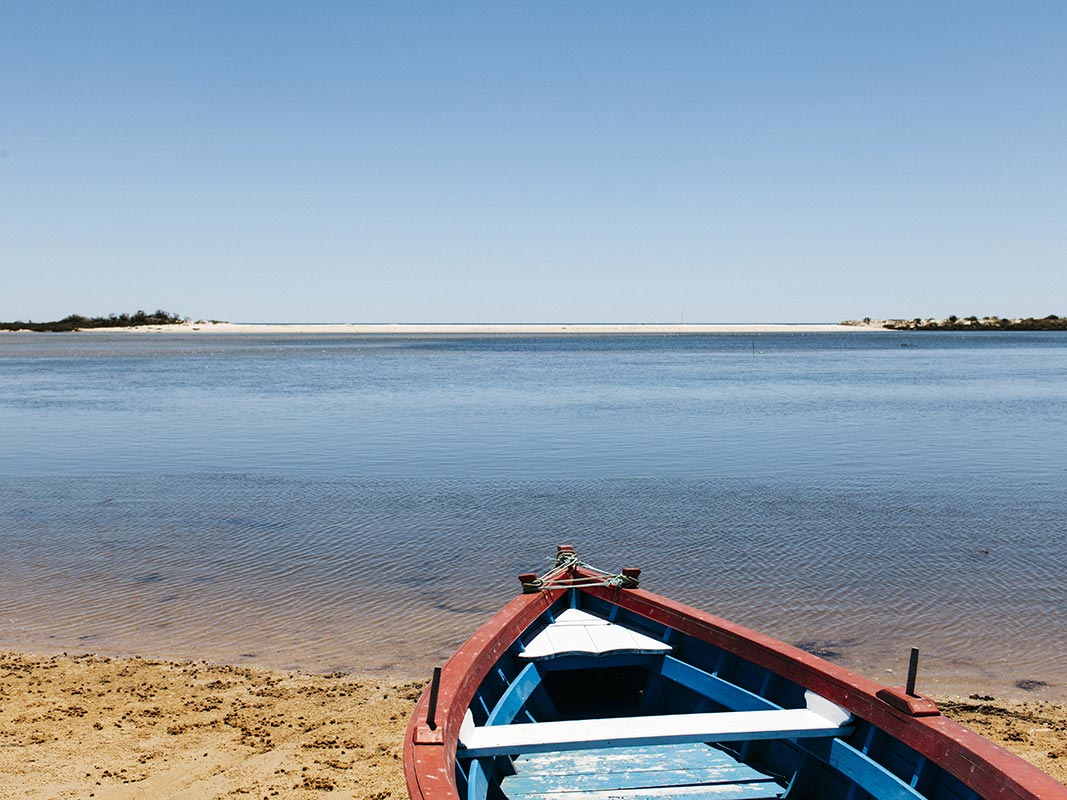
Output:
left=1016, top=679, right=1049, bottom=692
left=794, top=639, right=850, bottom=660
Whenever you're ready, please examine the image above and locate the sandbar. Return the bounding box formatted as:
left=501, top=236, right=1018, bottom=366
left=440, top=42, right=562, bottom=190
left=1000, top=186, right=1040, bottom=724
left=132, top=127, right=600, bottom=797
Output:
left=70, top=322, right=887, bottom=335
left=1, top=651, right=1063, bottom=798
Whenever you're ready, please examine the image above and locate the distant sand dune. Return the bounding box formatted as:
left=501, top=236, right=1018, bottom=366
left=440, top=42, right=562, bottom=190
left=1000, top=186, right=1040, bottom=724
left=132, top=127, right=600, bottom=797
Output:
left=76, top=321, right=888, bottom=334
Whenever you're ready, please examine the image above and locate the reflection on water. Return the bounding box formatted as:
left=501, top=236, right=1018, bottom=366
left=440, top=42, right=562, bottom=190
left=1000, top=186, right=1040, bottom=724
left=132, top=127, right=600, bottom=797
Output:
left=1, top=332, right=1065, bottom=699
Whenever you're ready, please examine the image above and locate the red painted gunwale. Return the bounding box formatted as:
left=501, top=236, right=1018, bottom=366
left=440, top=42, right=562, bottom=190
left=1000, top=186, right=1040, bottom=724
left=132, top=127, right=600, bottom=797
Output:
left=404, top=571, right=1067, bottom=800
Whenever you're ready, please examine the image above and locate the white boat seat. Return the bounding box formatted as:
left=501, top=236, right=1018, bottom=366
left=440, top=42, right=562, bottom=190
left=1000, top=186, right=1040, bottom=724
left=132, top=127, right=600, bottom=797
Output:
left=459, top=692, right=853, bottom=757
left=519, top=608, right=672, bottom=660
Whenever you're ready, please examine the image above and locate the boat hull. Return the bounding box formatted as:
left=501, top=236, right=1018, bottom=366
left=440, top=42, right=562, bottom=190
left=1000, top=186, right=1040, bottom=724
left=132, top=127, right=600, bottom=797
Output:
left=406, top=565, right=1065, bottom=800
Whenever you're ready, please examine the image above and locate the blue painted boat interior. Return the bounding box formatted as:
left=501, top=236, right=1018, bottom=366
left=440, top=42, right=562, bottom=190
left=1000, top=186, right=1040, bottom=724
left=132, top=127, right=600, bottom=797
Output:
left=456, top=590, right=981, bottom=800
left=504, top=742, right=782, bottom=800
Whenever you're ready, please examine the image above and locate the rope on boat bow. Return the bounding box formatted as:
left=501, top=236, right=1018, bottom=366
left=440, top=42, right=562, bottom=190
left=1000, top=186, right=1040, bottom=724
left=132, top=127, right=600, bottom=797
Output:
left=518, top=545, right=642, bottom=593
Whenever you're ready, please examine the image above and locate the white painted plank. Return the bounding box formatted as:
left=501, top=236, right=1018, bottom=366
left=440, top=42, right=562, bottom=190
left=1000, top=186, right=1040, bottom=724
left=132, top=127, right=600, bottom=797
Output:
left=554, top=609, right=611, bottom=625
left=520, top=609, right=672, bottom=660
left=459, top=708, right=852, bottom=757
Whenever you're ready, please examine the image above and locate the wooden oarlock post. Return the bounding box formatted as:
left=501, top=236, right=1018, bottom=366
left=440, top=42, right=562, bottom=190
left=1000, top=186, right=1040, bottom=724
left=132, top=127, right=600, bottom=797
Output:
left=905, top=648, right=920, bottom=697
left=426, top=666, right=442, bottom=731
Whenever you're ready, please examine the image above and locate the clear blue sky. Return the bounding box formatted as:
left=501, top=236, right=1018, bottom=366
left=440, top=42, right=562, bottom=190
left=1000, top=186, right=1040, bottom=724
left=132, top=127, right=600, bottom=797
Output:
left=3, top=2, right=1065, bottom=323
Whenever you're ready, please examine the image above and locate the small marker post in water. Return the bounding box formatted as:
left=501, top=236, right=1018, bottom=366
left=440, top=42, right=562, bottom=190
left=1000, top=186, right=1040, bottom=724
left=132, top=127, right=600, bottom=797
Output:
left=905, top=647, right=920, bottom=697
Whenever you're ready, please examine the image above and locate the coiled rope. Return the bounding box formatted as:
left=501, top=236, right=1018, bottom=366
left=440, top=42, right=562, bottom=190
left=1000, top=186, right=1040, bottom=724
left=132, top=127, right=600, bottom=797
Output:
left=518, top=546, right=641, bottom=593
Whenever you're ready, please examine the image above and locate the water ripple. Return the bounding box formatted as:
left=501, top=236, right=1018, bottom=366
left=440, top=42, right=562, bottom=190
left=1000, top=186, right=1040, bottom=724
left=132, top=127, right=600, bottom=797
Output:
left=0, top=471, right=1064, bottom=697
left=2, top=333, right=1066, bottom=698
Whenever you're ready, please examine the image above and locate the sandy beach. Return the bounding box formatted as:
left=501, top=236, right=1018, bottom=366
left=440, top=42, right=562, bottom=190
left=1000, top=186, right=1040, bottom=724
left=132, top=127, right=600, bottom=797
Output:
left=0, top=652, right=419, bottom=799
left=1, top=652, right=1063, bottom=799
left=68, top=322, right=883, bottom=335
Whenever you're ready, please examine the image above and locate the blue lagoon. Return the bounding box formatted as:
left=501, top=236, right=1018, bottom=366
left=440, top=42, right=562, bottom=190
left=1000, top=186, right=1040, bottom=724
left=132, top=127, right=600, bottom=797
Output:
left=1, top=330, right=1065, bottom=699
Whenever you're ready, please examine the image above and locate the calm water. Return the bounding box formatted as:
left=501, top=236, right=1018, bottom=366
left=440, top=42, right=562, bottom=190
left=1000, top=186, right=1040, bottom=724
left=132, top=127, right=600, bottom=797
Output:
left=1, top=331, right=1065, bottom=699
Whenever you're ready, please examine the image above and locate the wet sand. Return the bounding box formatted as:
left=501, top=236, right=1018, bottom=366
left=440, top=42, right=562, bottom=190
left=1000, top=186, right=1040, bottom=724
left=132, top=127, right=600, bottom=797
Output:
left=1, top=652, right=1064, bottom=798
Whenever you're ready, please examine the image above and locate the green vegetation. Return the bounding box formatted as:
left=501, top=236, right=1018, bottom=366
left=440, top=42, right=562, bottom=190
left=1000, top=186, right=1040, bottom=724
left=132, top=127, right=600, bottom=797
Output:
left=843, top=315, right=1066, bottom=331
left=0, top=309, right=188, bottom=332
left=883, top=315, right=1066, bottom=331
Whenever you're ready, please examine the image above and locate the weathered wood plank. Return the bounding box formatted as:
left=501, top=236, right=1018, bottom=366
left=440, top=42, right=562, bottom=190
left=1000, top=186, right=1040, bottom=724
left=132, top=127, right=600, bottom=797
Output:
left=502, top=742, right=785, bottom=800
left=507, top=766, right=778, bottom=792
left=502, top=783, right=783, bottom=800
left=515, top=742, right=759, bottom=776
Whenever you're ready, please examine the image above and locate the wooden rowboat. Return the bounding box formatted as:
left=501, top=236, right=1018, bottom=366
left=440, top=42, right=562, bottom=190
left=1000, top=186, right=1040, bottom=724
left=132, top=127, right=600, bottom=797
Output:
left=405, top=546, right=1066, bottom=800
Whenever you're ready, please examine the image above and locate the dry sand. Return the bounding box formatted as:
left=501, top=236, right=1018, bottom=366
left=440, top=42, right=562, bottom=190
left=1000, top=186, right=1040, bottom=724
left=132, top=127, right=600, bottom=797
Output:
left=1, top=652, right=1064, bottom=799
left=0, top=652, right=421, bottom=799
left=72, top=322, right=881, bottom=335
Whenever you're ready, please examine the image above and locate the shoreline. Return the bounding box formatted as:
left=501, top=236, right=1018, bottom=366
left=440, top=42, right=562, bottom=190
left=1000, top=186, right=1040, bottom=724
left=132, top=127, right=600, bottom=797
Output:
left=1, top=650, right=1064, bottom=797
left=5, top=630, right=1062, bottom=706
left=42, top=321, right=887, bottom=335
